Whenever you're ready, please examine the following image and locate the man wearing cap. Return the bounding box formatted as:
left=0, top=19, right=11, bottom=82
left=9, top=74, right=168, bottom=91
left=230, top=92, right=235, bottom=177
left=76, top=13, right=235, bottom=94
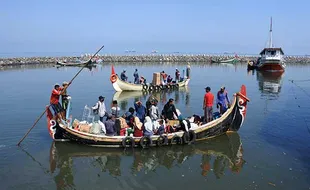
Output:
left=203, top=86, right=214, bottom=123
left=121, top=70, right=128, bottom=81
left=162, top=98, right=178, bottom=120
left=50, top=83, right=65, bottom=122
left=217, top=86, right=230, bottom=114
left=92, top=96, right=107, bottom=122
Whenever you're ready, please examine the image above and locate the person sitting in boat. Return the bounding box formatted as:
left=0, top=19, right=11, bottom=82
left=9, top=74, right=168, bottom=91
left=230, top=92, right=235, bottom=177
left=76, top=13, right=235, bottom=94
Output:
left=216, top=86, right=230, bottom=114
left=104, top=114, right=116, bottom=136
left=134, top=101, right=146, bottom=123
left=161, top=71, right=168, bottom=84
left=110, top=100, right=121, bottom=118
left=50, top=83, right=66, bottom=122
left=164, top=118, right=176, bottom=133
left=120, top=70, right=128, bottom=81
left=140, top=76, right=146, bottom=84
left=203, top=86, right=214, bottom=123
left=133, top=69, right=139, bottom=84
left=162, top=98, right=178, bottom=120
left=167, top=75, right=173, bottom=84
left=133, top=116, right=143, bottom=137
left=61, top=81, right=70, bottom=113
left=155, top=119, right=165, bottom=135
left=125, top=107, right=135, bottom=127
left=143, top=116, right=154, bottom=137
left=92, top=96, right=107, bottom=122
left=175, top=68, right=180, bottom=82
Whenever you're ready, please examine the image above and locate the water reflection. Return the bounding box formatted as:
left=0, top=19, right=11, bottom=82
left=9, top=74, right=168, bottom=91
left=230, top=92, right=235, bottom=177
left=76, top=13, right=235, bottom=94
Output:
left=49, top=132, right=244, bottom=188
left=255, top=70, right=284, bottom=99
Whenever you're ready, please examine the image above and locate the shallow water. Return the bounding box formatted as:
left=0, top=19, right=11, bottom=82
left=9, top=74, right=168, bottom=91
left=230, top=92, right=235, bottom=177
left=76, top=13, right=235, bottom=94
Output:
left=0, top=62, right=309, bottom=190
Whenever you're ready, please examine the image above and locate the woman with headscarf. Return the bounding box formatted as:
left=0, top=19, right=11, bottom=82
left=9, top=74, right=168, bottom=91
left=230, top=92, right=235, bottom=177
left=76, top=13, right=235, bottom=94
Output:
left=133, top=116, right=143, bottom=137
left=143, top=116, right=153, bottom=137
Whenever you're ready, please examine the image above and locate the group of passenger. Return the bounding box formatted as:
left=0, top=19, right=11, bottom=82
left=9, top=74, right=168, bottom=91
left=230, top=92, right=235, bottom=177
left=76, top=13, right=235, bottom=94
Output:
left=203, top=86, right=230, bottom=123
left=120, top=69, right=146, bottom=84
left=119, top=64, right=191, bottom=86
left=86, top=93, right=186, bottom=137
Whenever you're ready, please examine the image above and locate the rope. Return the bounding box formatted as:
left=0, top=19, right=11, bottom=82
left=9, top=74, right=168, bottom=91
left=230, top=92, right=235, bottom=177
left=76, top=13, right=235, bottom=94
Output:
left=289, top=80, right=310, bottom=99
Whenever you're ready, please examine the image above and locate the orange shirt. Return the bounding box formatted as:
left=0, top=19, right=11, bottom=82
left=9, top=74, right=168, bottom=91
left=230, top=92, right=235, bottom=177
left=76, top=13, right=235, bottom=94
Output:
left=50, top=87, right=63, bottom=104
left=204, top=92, right=214, bottom=107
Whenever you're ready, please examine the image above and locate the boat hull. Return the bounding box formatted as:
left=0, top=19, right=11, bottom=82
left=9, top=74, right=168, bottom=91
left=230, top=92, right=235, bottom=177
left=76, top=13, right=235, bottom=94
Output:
left=211, top=58, right=237, bottom=64
left=256, top=61, right=285, bottom=72
left=46, top=85, right=249, bottom=148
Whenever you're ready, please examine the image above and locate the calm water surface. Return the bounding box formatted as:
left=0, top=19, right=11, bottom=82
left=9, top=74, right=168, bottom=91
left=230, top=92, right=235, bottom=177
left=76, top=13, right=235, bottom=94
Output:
left=0, top=63, right=309, bottom=190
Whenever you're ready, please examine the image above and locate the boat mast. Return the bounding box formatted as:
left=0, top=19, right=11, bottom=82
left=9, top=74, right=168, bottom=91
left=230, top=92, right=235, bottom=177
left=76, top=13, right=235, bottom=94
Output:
left=269, top=17, right=273, bottom=48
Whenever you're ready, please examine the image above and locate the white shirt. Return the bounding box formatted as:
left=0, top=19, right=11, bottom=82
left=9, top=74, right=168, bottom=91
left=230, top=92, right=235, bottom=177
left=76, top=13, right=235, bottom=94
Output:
left=92, top=101, right=106, bottom=117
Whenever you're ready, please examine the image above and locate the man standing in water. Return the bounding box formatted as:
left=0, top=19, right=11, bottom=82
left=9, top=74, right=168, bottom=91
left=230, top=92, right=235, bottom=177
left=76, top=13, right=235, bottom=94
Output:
left=133, top=69, right=139, bottom=84
left=203, top=86, right=214, bottom=123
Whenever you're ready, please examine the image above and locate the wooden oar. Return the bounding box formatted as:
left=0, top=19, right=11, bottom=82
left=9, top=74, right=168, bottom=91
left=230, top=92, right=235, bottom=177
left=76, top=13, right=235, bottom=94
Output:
left=17, top=45, right=105, bottom=146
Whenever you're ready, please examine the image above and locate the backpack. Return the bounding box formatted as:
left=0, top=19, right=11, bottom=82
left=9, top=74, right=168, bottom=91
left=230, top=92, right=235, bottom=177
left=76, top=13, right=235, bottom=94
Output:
left=93, top=102, right=100, bottom=115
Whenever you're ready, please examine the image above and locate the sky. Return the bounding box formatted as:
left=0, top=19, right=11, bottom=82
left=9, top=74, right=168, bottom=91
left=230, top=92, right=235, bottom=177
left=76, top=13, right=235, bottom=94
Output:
left=1, top=0, right=310, bottom=57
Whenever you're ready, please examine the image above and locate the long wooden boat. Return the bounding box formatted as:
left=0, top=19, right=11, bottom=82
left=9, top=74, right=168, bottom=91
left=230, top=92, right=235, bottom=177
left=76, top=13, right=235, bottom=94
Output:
left=110, top=65, right=190, bottom=92
left=46, top=85, right=250, bottom=148
left=211, top=58, right=238, bottom=64
left=56, top=60, right=96, bottom=67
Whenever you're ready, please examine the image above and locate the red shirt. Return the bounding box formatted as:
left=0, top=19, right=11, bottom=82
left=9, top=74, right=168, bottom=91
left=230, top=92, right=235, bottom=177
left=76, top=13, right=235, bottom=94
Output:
left=161, top=73, right=167, bottom=80
left=204, top=92, right=214, bottom=107
left=50, top=87, right=63, bottom=104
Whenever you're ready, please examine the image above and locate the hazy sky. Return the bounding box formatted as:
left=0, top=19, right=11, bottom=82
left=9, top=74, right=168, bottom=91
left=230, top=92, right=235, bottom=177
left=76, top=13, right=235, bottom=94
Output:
left=1, top=0, right=309, bottom=57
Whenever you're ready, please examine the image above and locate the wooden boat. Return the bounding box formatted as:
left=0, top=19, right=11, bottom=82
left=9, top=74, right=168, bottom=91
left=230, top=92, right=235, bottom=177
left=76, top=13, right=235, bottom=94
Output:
left=110, top=65, right=190, bottom=92
left=211, top=58, right=238, bottom=64
left=256, top=17, right=285, bottom=72
left=46, top=85, right=250, bottom=148
left=56, top=60, right=96, bottom=67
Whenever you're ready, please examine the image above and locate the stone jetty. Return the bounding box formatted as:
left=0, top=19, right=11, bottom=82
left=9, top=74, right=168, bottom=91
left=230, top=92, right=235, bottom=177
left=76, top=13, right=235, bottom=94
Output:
left=1, top=54, right=310, bottom=68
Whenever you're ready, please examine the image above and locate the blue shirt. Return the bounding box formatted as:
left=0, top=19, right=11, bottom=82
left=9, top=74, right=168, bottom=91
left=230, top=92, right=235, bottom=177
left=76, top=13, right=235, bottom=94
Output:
left=134, top=103, right=146, bottom=122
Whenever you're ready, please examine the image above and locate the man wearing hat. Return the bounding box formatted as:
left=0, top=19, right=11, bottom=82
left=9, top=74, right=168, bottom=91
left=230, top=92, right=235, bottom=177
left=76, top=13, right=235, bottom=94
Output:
left=203, top=86, right=214, bottom=123
left=217, top=86, right=230, bottom=114
left=120, top=70, right=128, bottom=81
left=92, top=96, right=107, bottom=122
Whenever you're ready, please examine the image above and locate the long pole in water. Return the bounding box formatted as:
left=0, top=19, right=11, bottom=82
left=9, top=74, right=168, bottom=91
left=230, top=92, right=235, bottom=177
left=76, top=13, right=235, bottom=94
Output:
left=17, top=45, right=105, bottom=146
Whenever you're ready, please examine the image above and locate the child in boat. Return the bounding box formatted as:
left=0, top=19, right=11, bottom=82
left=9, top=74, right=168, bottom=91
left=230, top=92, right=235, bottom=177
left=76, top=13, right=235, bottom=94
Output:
left=165, top=118, right=176, bottom=133
left=133, top=116, right=143, bottom=137
left=155, top=119, right=165, bottom=135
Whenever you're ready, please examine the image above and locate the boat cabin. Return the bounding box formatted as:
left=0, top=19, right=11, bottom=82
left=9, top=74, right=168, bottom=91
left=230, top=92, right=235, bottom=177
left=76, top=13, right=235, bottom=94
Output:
left=259, top=48, right=284, bottom=57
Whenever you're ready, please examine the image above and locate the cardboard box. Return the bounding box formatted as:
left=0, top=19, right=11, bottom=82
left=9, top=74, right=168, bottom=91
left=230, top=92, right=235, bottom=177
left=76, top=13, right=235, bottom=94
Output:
left=152, top=72, right=161, bottom=85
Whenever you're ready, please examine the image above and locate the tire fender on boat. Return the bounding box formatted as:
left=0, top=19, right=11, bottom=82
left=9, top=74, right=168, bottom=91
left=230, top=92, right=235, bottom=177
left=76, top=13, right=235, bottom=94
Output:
left=143, top=84, right=148, bottom=91
left=110, top=74, right=117, bottom=83
left=170, top=135, right=183, bottom=145
left=122, top=136, right=135, bottom=148
left=156, top=135, right=168, bottom=146
left=159, top=84, right=164, bottom=90
left=139, top=136, right=153, bottom=148
left=149, top=85, right=154, bottom=91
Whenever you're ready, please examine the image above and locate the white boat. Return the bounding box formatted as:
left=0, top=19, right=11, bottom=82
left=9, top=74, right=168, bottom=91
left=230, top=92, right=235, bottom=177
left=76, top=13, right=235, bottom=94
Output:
left=110, top=65, right=190, bottom=92
left=256, top=17, right=285, bottom=72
